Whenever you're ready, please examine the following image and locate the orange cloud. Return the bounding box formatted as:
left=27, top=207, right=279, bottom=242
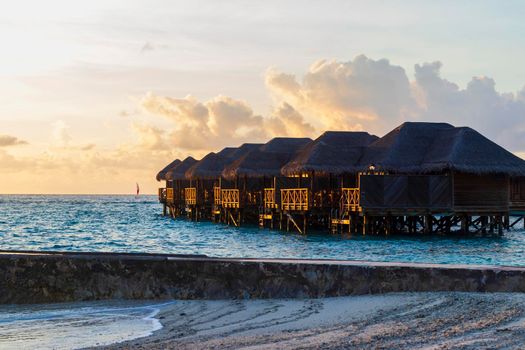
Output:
left=141, top=93, right=316, bottom=151
left=0, top=134, right=27, bottom=147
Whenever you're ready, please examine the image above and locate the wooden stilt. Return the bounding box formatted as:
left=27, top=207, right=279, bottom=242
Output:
left=461, top=215, right=468, bottom=234
left=303, top=214, right=307, bottom=234
left=424, top=214, right=432, bottom=234
left=504, top=214, right=510, bottom=230
left=480, top=216, right=488, bottom=235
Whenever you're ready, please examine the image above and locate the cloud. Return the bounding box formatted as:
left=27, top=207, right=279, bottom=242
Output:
left=140, top=41, right=155, bottom=53
left=413, top=61, right=525, bottom=150
left=0, top=149, right=28, bottom=171
left=132, top=123, right=169, bottom=150
left=51, top=120, right=72, bottom=147
left=266, top=102, right=316, bottom=137
left=141, top=93, right=315, bottom=151
left=0, top=134, right=27, bottom=147
left=266, top=55, right=525, bottom=152
left=266, top=55, right=417, bottom=132
left=140, top=41, right=168, bottom=54
left=80, top=143, right=96, bottom=151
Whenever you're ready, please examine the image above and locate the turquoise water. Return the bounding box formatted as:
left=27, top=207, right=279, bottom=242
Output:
left=1, top=195, right=525, bottom=266
left=0, top=300, right=167, bottom=349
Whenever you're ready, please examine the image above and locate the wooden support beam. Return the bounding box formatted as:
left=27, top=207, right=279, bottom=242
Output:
left=303, top=214, right=308, bottom=235
left=504, top=215, right=510, bottom=230
left=285, top=213, right=303, bottom=234
left=461, top=216, right=468, bottom=234
left=228, top=211, right=238, bottom=227
left=424, top=214, right=433, bottom=234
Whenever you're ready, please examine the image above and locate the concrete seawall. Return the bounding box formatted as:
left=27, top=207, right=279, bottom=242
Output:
left=1, top=251, right=525, bottom=304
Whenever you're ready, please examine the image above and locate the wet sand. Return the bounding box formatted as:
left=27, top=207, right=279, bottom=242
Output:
left=97, top=293, right=525, bottom=350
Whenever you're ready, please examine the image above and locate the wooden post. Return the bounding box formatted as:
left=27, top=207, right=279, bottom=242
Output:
left=461, top=215, right=468, bottom=234
left=303, top=213, right=307, bottom=234
left=424, top=214, right=432, bottom=234
left=480, top=216, right=488, bottom=235
left=489, top=216, right=494, bottom=234
left=362, top=215, right=368, bottom=235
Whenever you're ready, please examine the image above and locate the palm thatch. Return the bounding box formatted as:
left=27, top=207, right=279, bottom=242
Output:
left=156, top=158, right=181, bottom=181
left=165, top=156, right=198, bottom=180
left=358, top=122, right=525, bottom=175
left=222, top=137, right=312, bottom=179
left=185, top=143, right=261, bottom=179
left=281, top=131, right=379, bottom=176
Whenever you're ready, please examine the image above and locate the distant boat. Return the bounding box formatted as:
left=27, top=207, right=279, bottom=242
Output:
left=136, top=183, right=140, bottom=197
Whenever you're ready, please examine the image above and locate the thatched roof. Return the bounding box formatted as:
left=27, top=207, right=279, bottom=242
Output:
left=185, top=143, right=261, bottom=179
left=165, top=156, right=198, bottom=180
left=281, top=131, right=379, bottom=176
left=156, top=158, right=181, bottom=181
left=222, top=137, right=312, bottom=179
left=358, top=122, right=525, bottom=175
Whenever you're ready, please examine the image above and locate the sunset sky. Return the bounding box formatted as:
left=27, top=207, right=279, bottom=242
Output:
left=1, top=0, right=525, bottom=194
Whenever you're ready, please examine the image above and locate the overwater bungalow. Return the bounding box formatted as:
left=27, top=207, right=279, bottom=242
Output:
left=221, top=137, right=312, bottom=227
left=350, top=122, right=525, bottom=235
left=163, top=156, right=198, bottom=218
left=183, top=143, right=261, bottom=221
left=156, top=158, right=181, bottom=205
left=279, top=131, right=378, bottom=233
left=156, top=122, right=525, bottom=236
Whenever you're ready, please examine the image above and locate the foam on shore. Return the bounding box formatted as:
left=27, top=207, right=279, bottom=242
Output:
left=0, top=301, right=172, bottom=350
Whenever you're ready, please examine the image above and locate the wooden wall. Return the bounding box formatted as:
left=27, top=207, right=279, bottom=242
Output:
left=359, top=175, right=453, bottom=210
left=509, top=176, right=525, bottom=211
left=453, top=173, right=509, bottom=211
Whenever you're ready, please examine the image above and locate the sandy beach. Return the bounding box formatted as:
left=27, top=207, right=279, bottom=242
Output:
left=95, top=293, right=525, bottom=350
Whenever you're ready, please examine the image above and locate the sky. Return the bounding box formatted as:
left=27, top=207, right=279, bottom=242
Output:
left=1, top=0, right=525, bottom=194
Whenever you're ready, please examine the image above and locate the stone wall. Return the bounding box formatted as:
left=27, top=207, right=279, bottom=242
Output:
left=1, top=251, right=525, bottom=304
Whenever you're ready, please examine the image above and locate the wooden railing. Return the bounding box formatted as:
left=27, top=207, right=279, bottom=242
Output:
left=264, top=188, right=277, bottom=209
left=185, top=187, right=197, bottom=205
left=158, top=188, right=167, bottom=202
left=214, top=186, right=222, bottom=206
left=281, top=188, right=309, bottom=211
left=166, top=188, right=174, bottom=202
left=221, top=189, right=240, bottom=208
left=341, top=187, right=360, bottom=211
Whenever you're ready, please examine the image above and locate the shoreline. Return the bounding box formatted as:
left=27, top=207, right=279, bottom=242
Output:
left=2, top=250, right=525, bottom=348
left=97, top=292, right=525, bottom=350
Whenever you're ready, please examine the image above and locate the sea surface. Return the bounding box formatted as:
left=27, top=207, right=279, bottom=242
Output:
left=1, top=194, right=525, bottom=266
left=0, top=300, right=168, bottom=349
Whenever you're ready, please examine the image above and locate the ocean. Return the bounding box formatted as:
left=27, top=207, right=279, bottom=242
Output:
left=1, top=194, right=525, bottom=266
